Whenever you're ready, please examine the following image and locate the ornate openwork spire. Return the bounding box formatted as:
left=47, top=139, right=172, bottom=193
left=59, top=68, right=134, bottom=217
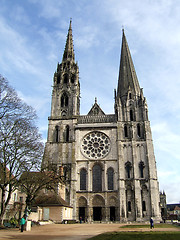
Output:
left=62, top=19, right=75, bottom=62
left=117, top=30, right=140, bottom=99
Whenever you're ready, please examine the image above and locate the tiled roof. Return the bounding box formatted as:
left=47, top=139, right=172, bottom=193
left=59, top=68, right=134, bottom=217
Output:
left=34, top=193, right=71, bottom=207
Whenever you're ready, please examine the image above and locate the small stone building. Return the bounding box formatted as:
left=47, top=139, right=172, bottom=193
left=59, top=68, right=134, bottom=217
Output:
left=32, top=193, right=73, bottom=223
left=43, top=20, right=162, bottom=222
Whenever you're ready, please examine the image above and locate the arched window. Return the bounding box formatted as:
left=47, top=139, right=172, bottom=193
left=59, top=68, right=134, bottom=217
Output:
left=124, top=125, right=128, bottom=138
left=125, top=162, right=132, bottom=179
left=139, top=161, right=145, bottom=178
left=65, top=125, right=69, bottom=142
left=61, top=93, right=68, bottom=107
left=130, top=109, right=134, bottom=121
left=80, top=168, right=87, bottom=190
left=137, top=124, right=141, bottom=137
left=129, top=93, right=132, bottom=99
left=107, top=168, right=114, bottom=190
left=64, top=73, right=68, bottom=84
left=55, top=126, right=59, bottom=142
left=92, top=164, right=102, bottom=192
left=128, top=201, right=131, bottom=212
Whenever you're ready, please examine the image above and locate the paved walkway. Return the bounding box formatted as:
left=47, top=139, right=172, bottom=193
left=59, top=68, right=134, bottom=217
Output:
left=0, top=223, right=179, bottom=240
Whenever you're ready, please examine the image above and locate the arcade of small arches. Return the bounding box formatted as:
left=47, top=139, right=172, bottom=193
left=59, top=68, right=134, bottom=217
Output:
left=55, top=125, right=70, bottom=143
left=124, top=123, right=144, bottom=139
left=77, top=194, right=118, bottom=222
left=77, top=182, right=149, bottom=222
left=56, top=71, right=77, bottom=85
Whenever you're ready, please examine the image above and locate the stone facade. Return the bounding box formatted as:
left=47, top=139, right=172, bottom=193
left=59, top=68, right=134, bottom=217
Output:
left=43, top=21, right=162, bottom=222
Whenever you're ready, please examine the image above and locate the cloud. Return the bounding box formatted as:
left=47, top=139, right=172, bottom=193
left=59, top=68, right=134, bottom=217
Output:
left=0, top=16, right=40, bottom=75
left=29, top=0, right=64, bottom=19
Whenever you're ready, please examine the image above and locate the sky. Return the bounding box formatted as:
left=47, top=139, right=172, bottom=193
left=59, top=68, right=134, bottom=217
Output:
left=0, top=0, right=180, bottom=204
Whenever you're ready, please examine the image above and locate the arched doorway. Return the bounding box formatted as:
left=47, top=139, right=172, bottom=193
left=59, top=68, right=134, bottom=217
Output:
left=92, top=195, right=105, bottom=221
left=78, top=196, right=87, bottom=222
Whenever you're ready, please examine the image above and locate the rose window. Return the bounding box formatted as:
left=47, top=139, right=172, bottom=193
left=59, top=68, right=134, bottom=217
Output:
left=81, top=131, right=111, bottom=159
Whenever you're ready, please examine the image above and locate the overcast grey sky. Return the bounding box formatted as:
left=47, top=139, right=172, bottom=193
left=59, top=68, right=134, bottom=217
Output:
left=0, top=0, right=180, bottom=203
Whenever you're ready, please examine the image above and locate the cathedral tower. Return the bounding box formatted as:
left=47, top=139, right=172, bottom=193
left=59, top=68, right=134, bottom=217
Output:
left=43, top=22, right=161, bottom=222
left=51, top=20, right=80, bottom=118
left=115, top=30, right=161, bottom=221
left=43, top=20, right=79, bottom=212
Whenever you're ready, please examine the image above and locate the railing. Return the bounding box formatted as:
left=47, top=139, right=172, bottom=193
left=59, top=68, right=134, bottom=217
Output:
left=78, top=114, right=116, bottom=124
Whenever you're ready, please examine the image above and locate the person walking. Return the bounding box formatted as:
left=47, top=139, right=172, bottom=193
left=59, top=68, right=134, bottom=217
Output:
left=20, top=216, right=26, bottom=232
left=150, top=218, right=154, bottom=229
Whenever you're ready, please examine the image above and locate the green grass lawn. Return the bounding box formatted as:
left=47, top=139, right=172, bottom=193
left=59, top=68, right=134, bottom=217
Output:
left=120, top=223, right=178, bottom=228
left=89, top=224, right=180, bottom=240
left=89, top=232, right=180, bottom=240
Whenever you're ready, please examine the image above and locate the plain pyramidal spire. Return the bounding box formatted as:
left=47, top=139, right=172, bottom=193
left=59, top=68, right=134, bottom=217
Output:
left=117, top=30, right=141, bottom=99
left=63, top=19, right=75, bottom=62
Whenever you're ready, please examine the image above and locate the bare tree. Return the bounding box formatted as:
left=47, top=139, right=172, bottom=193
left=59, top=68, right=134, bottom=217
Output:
left=0, top=76, right=44, bottom=226
left=19, top=169, right=64, bottom=216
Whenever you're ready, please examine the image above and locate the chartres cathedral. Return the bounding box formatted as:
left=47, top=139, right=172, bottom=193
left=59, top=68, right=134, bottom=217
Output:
left=43, top=20, right=162, bottom=222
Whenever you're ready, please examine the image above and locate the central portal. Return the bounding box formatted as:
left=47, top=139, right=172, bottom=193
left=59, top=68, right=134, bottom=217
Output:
left=93, top=207, right=102, bottom=221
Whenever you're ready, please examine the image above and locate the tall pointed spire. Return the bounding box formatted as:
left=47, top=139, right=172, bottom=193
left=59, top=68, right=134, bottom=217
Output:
left=117, top=30, right=140, bottom=99
left=63, top=19, right=75, bottom=62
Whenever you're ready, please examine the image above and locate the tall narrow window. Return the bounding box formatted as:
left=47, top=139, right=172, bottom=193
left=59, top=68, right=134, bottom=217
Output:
left=125, top=162, right=132, bottom=179
left=128, top=201, right=131, bottom=212
left=71, top=74, right=75, bottom=83
left=80, top=168, right=87, bottom=190
left=92, top=164, right=102, bottom=192
left=137, top=124, right=141, bottom=137
left=55, top=126, right=59, bottom=142
left=124, top=125, right=128, bottom=138
left=61, top=93, right=69, bottom=107
left=107, top=168, right=114, bottom=190
left=130, top=109, right=134, bottom=121
left=57, top=75, right=60, bottom=84
left=142, top=200, right=146, bottom=211
left=139, top=161, right=145, bottom=178
left=64, top=73, right=68, bottom=84
left=65, top=125, right=69, bottom=142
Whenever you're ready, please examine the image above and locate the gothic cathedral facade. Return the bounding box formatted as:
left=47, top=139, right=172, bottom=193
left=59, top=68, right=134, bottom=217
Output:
left=43, top=21, right=162, bottom=222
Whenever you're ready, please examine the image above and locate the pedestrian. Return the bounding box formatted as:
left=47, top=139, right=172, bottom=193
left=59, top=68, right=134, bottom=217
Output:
left=20, top=215, right=26, bottom=232
left=150, top=217, right=154, bottom=229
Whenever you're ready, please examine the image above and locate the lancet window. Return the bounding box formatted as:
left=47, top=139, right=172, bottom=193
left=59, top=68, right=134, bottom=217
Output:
left=139, top=161, right=145, bottom=178
left=92, top=164, right=102, bottom=192
left=55, top=126, right=59, bottom=142
left=80, top=168, right=87, bottom=190
left=124, top=125, right=128, bottom=138
left=107, top=167, right=114, bottom=190
left=65, top=125, right=70, bottom=142
left=137, top=123, right=141, bottom=137
left=61, top=93, right=69, bottom=107
left=125, top=162, right=132, bottom=179
left=130, top=109, right=134, bottom=121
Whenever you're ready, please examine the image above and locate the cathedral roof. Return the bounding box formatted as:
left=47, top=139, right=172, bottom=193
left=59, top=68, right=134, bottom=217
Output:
left=117, top=30, right=141, bottom=99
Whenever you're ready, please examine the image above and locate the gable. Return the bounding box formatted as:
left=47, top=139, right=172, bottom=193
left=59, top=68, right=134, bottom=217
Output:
left=88, top=102, right=105, bottom=116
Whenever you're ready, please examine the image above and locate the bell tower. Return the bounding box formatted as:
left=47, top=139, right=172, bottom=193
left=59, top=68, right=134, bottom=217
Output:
left=115, top=30, right=161, bottom=222
left=51, top=19, right=80, bottom=118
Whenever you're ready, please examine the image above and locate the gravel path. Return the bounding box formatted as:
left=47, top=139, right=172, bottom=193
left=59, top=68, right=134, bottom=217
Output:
left=0, top=223, right=179, bottom=240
